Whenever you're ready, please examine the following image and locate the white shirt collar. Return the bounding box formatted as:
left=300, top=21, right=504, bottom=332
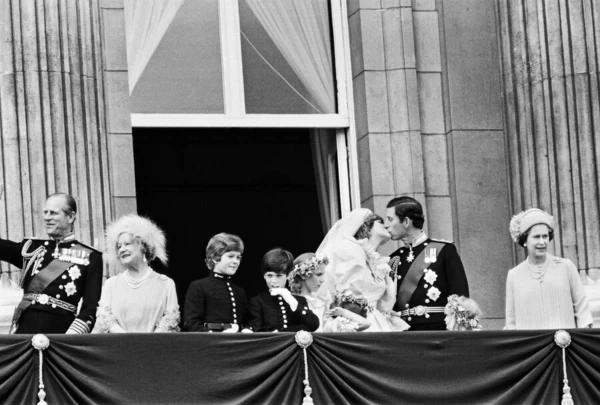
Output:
left=412, top=232, right=428, bottom=247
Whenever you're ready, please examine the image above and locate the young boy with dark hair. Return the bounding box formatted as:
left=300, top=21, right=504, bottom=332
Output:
left=183, top=233, right=250, bottom=333
left=248, top=248, right=320, bottom=332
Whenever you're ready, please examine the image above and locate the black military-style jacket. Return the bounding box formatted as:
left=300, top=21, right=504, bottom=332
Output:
left=183, top=272, right=249, bottom=331
left=248, top=290, right=320, bottom=332
left=0, top=235, right=103, bottom=334
left=390, top=237, right=469, bottom=330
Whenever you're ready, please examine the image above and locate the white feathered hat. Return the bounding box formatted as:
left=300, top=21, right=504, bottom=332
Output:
left=105, top=214, right=168, bottom=268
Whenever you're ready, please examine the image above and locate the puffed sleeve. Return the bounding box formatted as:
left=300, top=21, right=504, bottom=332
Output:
left=566, top=259, right=593, bottom=328
left=322, top=238, right=368, bottom=296
left=155, top=278, right=180, bottom=332
left=183, top=281, right=206, bottom=332
left=504, top=270, right=516, bottom=330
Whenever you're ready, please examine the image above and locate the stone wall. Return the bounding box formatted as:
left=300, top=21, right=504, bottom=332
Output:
left=348, top=0, right=512, bottom=328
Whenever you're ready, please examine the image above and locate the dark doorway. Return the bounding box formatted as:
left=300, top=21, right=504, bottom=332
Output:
left=133, top=128, right=325, bottom=312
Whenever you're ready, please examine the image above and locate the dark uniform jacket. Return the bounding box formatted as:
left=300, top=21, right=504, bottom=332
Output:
left=390, top=237, right=469, bottom=331
left=183, top=272, right=249, bottom=331
left=0, top=235, right=103, bottom=334
left=248, top=290, right=320, bottom=332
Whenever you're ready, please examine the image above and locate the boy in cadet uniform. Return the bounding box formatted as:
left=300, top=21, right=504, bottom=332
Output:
left=248, top=248, right=319, bottom=332
left=184, top=233, right=250, bottom=332
left=385, top=196, right=469, bottom=331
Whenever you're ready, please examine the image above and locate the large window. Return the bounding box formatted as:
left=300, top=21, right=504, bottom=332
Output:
left=129, top=0, right=224, bottom=114
left=124, top=0, right=359, bottom=215
left=239, top=0, right=336, bottom=115
left=124, top=0, right=349, bottom=128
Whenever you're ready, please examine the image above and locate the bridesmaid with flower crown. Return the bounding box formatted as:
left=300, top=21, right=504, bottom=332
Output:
left=288, top=252, right=331, bottom=331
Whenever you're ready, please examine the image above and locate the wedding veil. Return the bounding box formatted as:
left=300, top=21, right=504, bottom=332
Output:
left=316, top=208, right=373, bottom=301
left=316, top=208, right=372, bottom=255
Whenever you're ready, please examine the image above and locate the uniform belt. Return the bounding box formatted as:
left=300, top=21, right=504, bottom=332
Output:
left=400, top=305, right=445, bottom=318
left=205, top=322, right=235, bottom=331
left=23, top=293, right=76, bottom=313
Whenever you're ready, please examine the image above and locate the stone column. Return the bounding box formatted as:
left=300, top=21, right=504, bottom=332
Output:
left=0, top=0, right=113, bottom=280
left=349, top=0, right=427, bottom=257
left=497, top=0, right=600, bottom=317
left=497, top=1, right=600, bottom=266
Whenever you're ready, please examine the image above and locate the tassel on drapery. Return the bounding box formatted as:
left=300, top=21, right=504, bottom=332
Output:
left=554, top=330, right=574, bottom=405
left=295, top=331, right=314, bottom=404
left=31, top=334, right=50, bottom=405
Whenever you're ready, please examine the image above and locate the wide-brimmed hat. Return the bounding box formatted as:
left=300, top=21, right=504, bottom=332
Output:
left=509, top=208, right=554, bottom=243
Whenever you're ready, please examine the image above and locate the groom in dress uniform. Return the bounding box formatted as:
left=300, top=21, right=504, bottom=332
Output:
left=0, top=193, right=103, bottom=334
left=385, top=196, right=469, bottom=331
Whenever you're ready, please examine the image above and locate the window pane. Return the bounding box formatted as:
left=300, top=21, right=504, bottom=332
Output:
left=130, top=0, right=224, bottom=113
left=239, top=0, right=337, bottom=114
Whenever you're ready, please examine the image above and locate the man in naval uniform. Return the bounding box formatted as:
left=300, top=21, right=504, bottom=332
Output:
left=385, top=196, right=469, bottom=331
left=0, top=193, right=103, bottom=334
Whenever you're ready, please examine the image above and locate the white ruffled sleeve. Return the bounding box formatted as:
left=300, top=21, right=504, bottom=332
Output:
left=94, top=278, right=120, bottom=333
left=154, top=278, right=180, bottom=332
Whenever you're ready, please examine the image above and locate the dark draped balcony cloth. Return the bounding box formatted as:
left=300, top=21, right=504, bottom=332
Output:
left=1, top=330, right=600, bottom=405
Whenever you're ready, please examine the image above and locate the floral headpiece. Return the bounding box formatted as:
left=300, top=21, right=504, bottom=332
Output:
left=509, top=208, right=554, bottom=243
left=288, top=254, right=328, bottom=283
left=446, top=294, right=482, bottom=331
left=333, top=291, right=373, bottom=313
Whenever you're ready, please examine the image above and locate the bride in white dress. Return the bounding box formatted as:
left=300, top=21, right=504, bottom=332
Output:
left=317, top=208, right=408, bottom=332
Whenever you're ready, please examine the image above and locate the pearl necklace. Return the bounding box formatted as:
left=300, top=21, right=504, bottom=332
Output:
left=123, top=268, right=153, bottom=289
left=527, top=258, right=547, bottom=283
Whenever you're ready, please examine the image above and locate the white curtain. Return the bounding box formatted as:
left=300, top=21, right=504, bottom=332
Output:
left=245, top=0, right=335, bottom=113
left=310, top=129, right=340, bottom=234
left=124, top=0, right=185, bottom=94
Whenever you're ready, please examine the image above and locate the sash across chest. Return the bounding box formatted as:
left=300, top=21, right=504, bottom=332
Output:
left=397, top=242, right=446, bottom=309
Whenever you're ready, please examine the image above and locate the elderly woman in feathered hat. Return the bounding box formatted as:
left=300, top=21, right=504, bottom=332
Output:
left=505, top=208, right=592, bottom=330
left=95, top=215, right=180, bottom=333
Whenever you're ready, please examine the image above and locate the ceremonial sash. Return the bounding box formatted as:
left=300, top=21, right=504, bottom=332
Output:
left=398, top=242, right=445, bottom=309
left=11, top=258, right=73, bottom=330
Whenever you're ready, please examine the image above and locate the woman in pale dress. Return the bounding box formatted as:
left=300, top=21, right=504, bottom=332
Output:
left=95, top=215, right=180, bottom=333
left=288, top=252, right=330, bottom=331
left=505, top=208, right=593, bottom=330
left=317, top=208, right=409, bottom=332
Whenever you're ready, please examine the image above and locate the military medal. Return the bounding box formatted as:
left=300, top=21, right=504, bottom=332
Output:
left=56, top=248, right=90, bottom=265
left=407, top=251, right=414, bottom=262
left=424, top=248, right=437, bottom=264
